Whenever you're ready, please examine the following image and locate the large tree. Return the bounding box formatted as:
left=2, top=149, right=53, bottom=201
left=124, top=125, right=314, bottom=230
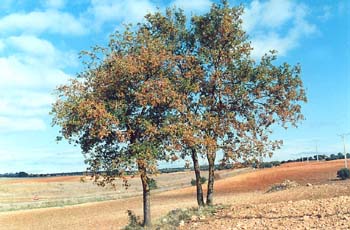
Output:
left=143, top=1, right=306, bottom=206
left=51, top=25, right=189, bottom=226
left=192, top=1, right=306, bottom=205
left=142, top=8, right=208, bottom=207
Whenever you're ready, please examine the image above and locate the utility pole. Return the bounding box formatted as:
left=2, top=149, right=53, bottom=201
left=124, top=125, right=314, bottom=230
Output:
left=338, top=133, right=350, bottom=168
left=316, top=141, right=319, bottom=162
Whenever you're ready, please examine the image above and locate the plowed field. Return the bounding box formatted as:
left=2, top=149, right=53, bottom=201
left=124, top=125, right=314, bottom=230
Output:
left=0, top=160, right=348, bottom=230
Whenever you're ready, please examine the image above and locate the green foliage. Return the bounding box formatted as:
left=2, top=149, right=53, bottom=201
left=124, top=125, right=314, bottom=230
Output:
left=152, top=204, right=228, bottom=229
left=147, top=178, right=158, bottom=190
left=124, top=210, right=142, bottom=230
left=337, top=168, right=350, bottom=180
left=191, top=177, right=207, bottom=186
left=200, top=176, right=207, bottom=184
left=16, top=172, right=29, bottom=177
left=52, top=0, right=308, bottom=223
left=337, top=152, right=345, bottom=159
left=260, top=162, right=273, bottom=168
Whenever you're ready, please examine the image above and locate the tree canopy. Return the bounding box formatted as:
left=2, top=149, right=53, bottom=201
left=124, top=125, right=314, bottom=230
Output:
left=52, top=1, right=307, bottom=226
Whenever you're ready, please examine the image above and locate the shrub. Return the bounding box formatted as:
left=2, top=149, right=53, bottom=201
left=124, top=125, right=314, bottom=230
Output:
left=271, top=161, right=281, bottom=167
left=337, top=168, right=350, bottom=180
left=266, top=180, right=299, bottom=193
left=153, top=204, right=228, bottom=229
left=147, top=178, right=158, bottom=190
left=124, top=210, right=142, bottom=230
left=191, top=177, right=207, bottom=186
left=260, top=162, right=273, bottom=168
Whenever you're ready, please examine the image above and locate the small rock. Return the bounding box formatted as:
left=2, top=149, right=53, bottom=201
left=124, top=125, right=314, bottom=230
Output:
left=306, top=183, right=312, bottom=187
left=162, top=218, right=167, bottom=223
left=191, top=215, right=198, bottom=221
left=199, top=215, right=206, bottom=220
left=179, top=220, right=185, bottom=227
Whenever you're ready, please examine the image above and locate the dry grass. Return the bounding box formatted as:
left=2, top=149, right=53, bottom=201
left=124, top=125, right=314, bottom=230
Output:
left=0, top=168, right=250, bottom=212
left=0, top=160, right=347, bottom=230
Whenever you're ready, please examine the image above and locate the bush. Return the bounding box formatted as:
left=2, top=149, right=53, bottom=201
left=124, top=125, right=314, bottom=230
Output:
left=147, top=178, right=158, bottom=190
left=337, top=168, right=350, bottom=180
left=191, top=177, right=207, bottom=186
left=267, top=180, right=299, bottom=193
left=124, top=210, right=142, bottom=230
left=260, top=162, right=273, bottom=168
left=271, top=161, right=281, bottom=167
left=153, top=204, right=228, bottom=229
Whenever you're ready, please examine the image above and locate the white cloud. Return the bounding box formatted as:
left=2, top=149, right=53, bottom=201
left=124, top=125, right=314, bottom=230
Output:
left=0, top=10, right=87, bottom=35
left=0, top=35, right=76, bottom=88
left=7, top=35, right=56, bottom=57
left=89, top=0, right=156, bottom=26
left=243, top=0, right=293, bottom=32
left=0, top=91, right=54, bottom=117
left=0, top=55, right=70, bottom=89
left=0, top=35, right=74, bottom=132
left=243, top=0, right=316, bottom=58
left=0, top=116, right=46, bottom=132
left=171, top=0, right=212, bottom=13
left=0, top=146, right=85, bottom=173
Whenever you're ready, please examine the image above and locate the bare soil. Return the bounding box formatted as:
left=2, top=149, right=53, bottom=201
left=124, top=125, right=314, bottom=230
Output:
left=0, top=160, right=348, bottom=230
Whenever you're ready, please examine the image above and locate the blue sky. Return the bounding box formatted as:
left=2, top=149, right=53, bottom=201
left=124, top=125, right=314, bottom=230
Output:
left=0, top=0, right=349, bottom=173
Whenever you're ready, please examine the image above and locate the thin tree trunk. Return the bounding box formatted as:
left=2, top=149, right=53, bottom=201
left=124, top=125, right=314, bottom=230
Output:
left=138, top=161, right=151, bottom=227
left=206, top=152, right=216, bottom=206
left=191, top=148, right=205, bottom=207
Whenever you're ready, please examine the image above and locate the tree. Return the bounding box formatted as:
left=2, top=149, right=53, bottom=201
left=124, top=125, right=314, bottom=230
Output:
left=142, top=8, right=207, bottom=207
left=17, top=171, right=29, bottom=177
left=330, top=154, right=338, bottom=160
left=142, top=1, right=306, bottom=206
left=51, top=25, right=187, bottom=227
left=190, top=1, right=306, bottom=205
left=337, top=152, right=345, bottom=159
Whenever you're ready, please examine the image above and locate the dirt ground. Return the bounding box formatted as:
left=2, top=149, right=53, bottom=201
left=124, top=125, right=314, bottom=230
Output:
left=183, top=183, right=350, bottom=229
left=0, top=160, right=348, bottom=230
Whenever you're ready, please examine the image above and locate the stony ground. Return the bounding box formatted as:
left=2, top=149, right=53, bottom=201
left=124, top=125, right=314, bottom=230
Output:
left=182, top=182, right=350, bottom=230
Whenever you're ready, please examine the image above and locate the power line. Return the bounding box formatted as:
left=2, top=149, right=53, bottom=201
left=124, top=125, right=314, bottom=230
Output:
left=338, top=133, right=350, bottom=168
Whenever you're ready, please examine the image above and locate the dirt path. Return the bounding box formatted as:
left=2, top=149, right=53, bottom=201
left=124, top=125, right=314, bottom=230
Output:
left=0, top=160, right=347, bottom=230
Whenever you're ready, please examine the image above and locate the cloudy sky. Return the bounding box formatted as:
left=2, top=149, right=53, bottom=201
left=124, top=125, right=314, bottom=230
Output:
left=0, top=0, right=349, bottom=173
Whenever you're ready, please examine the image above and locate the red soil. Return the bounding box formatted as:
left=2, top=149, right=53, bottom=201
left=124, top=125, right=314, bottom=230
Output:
left=0, top=159, right=347, bottom=230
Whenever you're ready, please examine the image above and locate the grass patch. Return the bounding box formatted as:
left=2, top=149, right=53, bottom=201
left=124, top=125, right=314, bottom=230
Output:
left=266, top=179, right=299, bottom=193
left=0, top=195, right=118, bottom=212
left=123, top=204, right=228, bottom=230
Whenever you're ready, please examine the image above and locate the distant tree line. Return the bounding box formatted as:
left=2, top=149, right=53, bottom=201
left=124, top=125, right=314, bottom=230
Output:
left=2, top=152, right=348, bottom=178
left=252, top=152, right=350, bottom=169
left=0, top=171, right=85, bottom=178
left=282, top=152, right=350, bottom=164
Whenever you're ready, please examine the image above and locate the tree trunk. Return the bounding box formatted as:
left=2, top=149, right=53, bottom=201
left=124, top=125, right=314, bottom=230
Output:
left=206, top=152, right=216, bottom=206
left=191, top=148, right=205, bottom=207
left=138, top=161, right=151, bottom=227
